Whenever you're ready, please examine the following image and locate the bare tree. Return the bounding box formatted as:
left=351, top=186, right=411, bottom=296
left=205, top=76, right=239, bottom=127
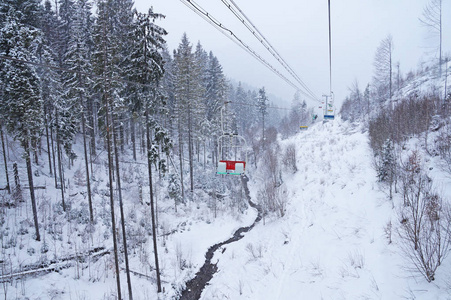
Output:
left=283, top=143, right=297, bottom=173
left=398, top=151, right=451, bottom=282
left=420, top=0, right=443, bottom=77
left=373, top=35, right=394, bottom=102
left=435, top=121, right=451, bottom=174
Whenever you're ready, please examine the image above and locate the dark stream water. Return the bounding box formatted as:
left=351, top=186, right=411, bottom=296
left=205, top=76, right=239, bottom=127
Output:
left=179, top=175, right=262, bottom=300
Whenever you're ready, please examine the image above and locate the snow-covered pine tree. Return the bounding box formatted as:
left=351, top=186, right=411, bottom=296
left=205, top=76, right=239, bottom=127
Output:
left=127, top=7, right=168, bottom=294
left=194, top=42, right=209, bottom=166
left=40, top=0, right=61, bottom=178
left=57, top=0, right=75, bottom=65
left=63, top=0, right=94, bottom=222
left=0, top=0, right=43, bottom=28
left=204, top=52, right=227, bottom=166
left=257, top=86, right=268, bottom=144
left=91, top=1, right=124, bottom=298
left=0, top=8, right=44, bottom=241
left=161, top=46, right=176, bottom=150
left=206, top=52, right=226, bottom=126
left=232, top=82, right=246, bottom=132
left=173, top=33, right=205, bottom=194
left=190, top=41, right=207, bottom=184
left=377, top=138, right=395, bottom=199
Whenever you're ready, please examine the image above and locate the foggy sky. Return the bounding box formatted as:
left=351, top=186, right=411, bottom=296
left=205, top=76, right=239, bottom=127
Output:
left=134, top=0, right=451, bottom=109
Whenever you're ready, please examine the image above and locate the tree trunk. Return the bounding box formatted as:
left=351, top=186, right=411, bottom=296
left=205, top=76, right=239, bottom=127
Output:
left=88, top=97, right=96, bottom=157
left=112, top=113, right=133, bottom=300
left=105, top=101, right=122, bottom=300
left=24, top=139, right=40, bottom=241
left=188, top=106, right=194, bottom=194
left=82, top=112, right=94, bottom=223
left=0, top=125, right=10, bottom=194
left=55, top=111, right=66, bottom=211
left=146, top=107, right=162, bottom=293
left=131, top=117, right=136, bottom=161
left=178, top=119, right=185, bottom=201
left=44, top=111, right=52, bottom=176
left=120, top=120, right=125, bottom=153
left=50, top=126, right=57, bottom=188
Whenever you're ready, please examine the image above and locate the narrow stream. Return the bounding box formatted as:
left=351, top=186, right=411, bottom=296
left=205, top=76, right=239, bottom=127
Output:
left=179, top=175, right=262, bottom=300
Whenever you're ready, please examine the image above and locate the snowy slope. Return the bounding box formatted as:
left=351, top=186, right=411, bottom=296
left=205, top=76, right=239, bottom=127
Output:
left=0, top=134, right=256, bottom=299
left=2, top=116, right=451, bottom=299
left=200, top=118, right=451, bottom=299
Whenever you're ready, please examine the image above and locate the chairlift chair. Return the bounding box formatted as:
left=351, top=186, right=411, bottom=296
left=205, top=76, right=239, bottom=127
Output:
left=217, top=133, right=247, bottom=175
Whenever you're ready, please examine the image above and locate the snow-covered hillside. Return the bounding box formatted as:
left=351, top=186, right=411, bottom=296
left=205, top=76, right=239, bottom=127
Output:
left=200, top=119, right=451, bottom=300
left=2, top=116, right=451, bottom=299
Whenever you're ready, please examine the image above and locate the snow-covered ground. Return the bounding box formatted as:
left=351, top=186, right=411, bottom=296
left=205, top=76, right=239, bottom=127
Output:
left=200, top=119, right=451, bottom=300
left=2, top=116, right=451, bottom=299
left=0, top=134, right=255, bottom=299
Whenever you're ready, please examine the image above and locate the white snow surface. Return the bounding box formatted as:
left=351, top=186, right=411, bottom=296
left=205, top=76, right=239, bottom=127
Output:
left=2, top=117, right=451, bottom=299
left=201, top=119, right=451, bottom=300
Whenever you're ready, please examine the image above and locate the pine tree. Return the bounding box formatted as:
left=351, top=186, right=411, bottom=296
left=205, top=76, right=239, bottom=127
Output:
left=233, top=82, right=247, bottom=132
left=257, top=87, right=268, bottom=143
left=127, top=7, right=168, bottom=293
left=0, top=8, right=44, bottom=241
left=64, top=0, right=94, bottom=222
left=173, top=33, right=205, bottom=195
left=378, top=138, right=395, bottom=199
left=205, top=52, right=226, bottom=131
left=40, top=0, right=61, bottom=178
left=0, top=0, right=43, bottom=28
left=161, top=46, right=176, bottom=145
left=92, top=1, right=123, bottom=298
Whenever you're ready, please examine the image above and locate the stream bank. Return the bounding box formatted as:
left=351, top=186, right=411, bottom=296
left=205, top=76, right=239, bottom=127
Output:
left=179, top=175, right=262, bottom=300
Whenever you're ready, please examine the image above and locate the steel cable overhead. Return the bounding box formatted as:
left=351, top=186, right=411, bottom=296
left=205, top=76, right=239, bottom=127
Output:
left=220, top=0, right=320, bottom=102
left=179, top=0, right=320, bottom=102
left=180, top=0, right=298, bottom=92
left=231, top=101, right=291, bottom=111
left=328, top=0, right=332, bottom=95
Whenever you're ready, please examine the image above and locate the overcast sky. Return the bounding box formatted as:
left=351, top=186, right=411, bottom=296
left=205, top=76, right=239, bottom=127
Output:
left=134, top=0, right=451, bottom=109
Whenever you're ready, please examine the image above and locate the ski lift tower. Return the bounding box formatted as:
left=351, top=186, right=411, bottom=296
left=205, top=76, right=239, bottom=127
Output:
left=323, top=92, right=335, bottom=120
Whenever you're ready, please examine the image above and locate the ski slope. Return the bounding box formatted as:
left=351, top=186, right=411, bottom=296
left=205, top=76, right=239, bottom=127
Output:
left=200, top=118, right=451, bottom=299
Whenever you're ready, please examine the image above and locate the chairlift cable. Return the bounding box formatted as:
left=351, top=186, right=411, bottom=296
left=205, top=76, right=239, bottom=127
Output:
left=231, top=101, right=291, bottom=111
left=180, top=0, right=320, bottom=102
left=328, top=0, right=332, bottom=95
left=180, top=0, right=301, bottom=93
left=221, top=0, right=321, bottom=102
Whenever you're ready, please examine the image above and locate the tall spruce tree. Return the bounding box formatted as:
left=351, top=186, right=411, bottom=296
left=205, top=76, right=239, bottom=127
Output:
left=173, top=34, right=205, bottom=194
left=257, top=87, right=268, bottom=143
left=0, top=8, right=44, bottom=241
left=64, top=0, right=94, bottom=222
left=205, top=52, right=226, bottom=132
left=92, top=1, right=123, bottom=298
left=40, top=0, right=60, bottom=178
left=127, top=8, right=168, bottom=293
